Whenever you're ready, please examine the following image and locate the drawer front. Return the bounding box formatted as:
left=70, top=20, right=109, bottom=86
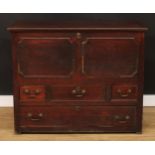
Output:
left=51, top=85, right=105, bottom=101
left=20, top=85, right=46, bottom=102
left=111, top=84, right=138, bottom=101
left=19, top=106, right=137, bottom=133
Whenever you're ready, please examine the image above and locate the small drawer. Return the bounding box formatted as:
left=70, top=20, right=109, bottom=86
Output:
left=112, top=84, right=138, bottom=101
left=19, top=106, right=137, bottom=133
left=20, top=85, right=45, bottom=102
left=51, top=85, right=105, bottom=101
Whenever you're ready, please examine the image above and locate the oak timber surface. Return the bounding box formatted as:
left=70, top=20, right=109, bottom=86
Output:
left=0, top=107, right=154, bottom=141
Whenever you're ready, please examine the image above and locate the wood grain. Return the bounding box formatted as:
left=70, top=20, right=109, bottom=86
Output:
left=0, top=107, right=155, bottom=141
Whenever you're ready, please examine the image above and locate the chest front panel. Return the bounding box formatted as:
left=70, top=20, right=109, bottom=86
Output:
left=9, top=23, right=146, bottom=133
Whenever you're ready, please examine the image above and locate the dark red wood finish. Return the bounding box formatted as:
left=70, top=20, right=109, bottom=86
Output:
left=8, top=21, right=147, bottom=133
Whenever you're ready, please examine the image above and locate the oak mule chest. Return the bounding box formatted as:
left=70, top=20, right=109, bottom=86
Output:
left=8, top=21, right=147, bottom=133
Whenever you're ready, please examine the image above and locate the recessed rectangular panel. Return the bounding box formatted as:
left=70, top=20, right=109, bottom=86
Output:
left=84, top=37, right=139, bottom=78
left=17, top=38, right=75, bottom=77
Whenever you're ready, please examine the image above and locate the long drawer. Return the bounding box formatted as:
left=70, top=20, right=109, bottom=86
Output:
left=18, top=106, right=137, bottom=133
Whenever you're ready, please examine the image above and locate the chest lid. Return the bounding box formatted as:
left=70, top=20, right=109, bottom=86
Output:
left=7, top=20, right=148, bottom=32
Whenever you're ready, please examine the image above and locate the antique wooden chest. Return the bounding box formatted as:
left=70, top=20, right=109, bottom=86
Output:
left=8, top=21, right=147, bottom=133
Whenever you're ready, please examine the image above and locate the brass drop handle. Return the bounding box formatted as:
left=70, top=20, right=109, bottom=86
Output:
left=72, top=86, right=86, bottom=97
left=34, top=89, right=41, bottom=95
left=76, top=32, right=82, bottom=39
left=114, top=115, right=130, bottom=120
left=125, top=115, right=130, bottom=120
left=27, top=113, right=43, bottom=121
left=23, top=89, right=41, bottom=97
left=117, top=88, right=132, bottom=98
left=114, top=115, right=120, bottom=120
left=23, top=89, right=30, bottom=94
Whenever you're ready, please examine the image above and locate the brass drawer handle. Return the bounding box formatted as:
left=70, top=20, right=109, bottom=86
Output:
left=34, top=89, right=41, bottom=95
left=27, top=113, right=43, bottom=121
left=72, top=86, right=86, bottom=97
left=76, top=32, right=82, bottom=39
left=117, top=89, right=132, bottom=98
left=114, top=115, right=130, bottom=120
left=125, top=115, right=130, bottom=120
left=114, top=115, right=120, bottom=120
left=23, top=89, right=30, bottom=94
left=23, top=89, right=41, bottom=96
left=30, top=118, right=41, bottom=121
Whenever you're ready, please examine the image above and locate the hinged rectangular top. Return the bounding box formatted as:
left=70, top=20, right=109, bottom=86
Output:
left=7, top=20, right=148, bottom=32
